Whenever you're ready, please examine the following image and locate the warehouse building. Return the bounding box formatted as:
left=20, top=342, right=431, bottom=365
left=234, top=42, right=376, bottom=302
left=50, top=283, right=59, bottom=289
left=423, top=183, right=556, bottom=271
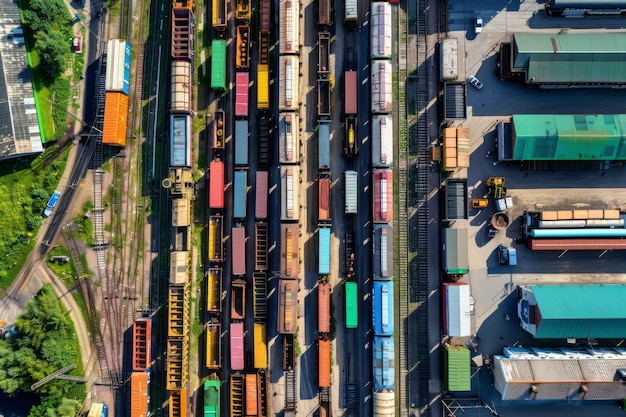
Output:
left=497, top=114, right=626, bottom=163
left=0, top=0, right=43, bottom=160
left=499, top=33, right=626, bottom=87
left=518, top=285, right=626, bottom=339
left=494, top=347, right=626, bottom=400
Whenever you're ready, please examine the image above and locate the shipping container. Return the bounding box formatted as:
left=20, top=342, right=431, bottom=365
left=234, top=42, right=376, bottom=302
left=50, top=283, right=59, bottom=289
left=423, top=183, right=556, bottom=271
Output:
left=232, top=227, right=246, bottom=275
left=257, top=64, right=270, bottom=109
left=253, top=272, right=267, bottom=320
left=373, top=224, right=393, bottom=280
left=254, top=323, right=268, bottom=369
left=442, top=228, right=469, bottom=275
left=203, top=381, right=220, bottom=417
left=344, top=0, right=357, bottom=22
left=528, top=238, right=626, bottom=251
left=318, top=174, right=331, bottom=223
left=442, top=282, right=471, bottom=337
left=371, top=60, right=393, bottom=114
left=170, top=114, right=192, bottom=167
left=209, top=160, right=224, bottom=209
left=373, top=391, right=395, bottom=417
left=318, top=337, right=331, bottom=388
left=372, top=281, right=394, bottom=336
left=206, top=323, right=222, bottom=369
left=170, top=60, right=192, bottom=113
left=319, top=0, right=331, bottom=26
left=260, top=0, right=271, bottom=31
left=236, top=0, right=251, bottom=21
left=372, top=115, right=393, bottom=167
left=212, top=109, right=225, bottom=149
left=373, top=169, right=393, bottom=223
left=207, top=216, right=223, bottom=262
left=344, top=170, right=358, bottom=215
left=318, top=282, right=331, bottom=334
left=231, top=280, right=246, bottom=320
left=169, top=388, right=187, bottom=417
left=318, top=32, right=330, bottom=76
left=318, top=121, right=331, bottom=170
left=345, top=281, right=358, bottom=328
left=281, top=166, right=300, bottom=221
left=344, top=70, right=358, bottom=115
left=257, top=116, right=271, bottom=165
left=318, top=227, right=331, bottom=275
left=317, top=79, right=331, bottom=118
left=171, top=8, right=193, bottom=60
left=132, top=318, right=152, bottom=371
left=370, top=3, right=392, bottom=59
left=255, top=171, right=268, bottom=219
left=105, top=39, right=131, bottom=94
left=279, top=0, right=299, bottom=54
left=279, top=113, right=299, bottom=163
left=234, top=121, right=248, bottom=165
left=345, top=117, right=358, bottom=156
left=278, top=279, right=298, bottom=334
left=255, top=222, right=268, bottom=271
left=235, top=72, right=249, bottom=117
left=372, top=336, right=395, bottom=390
left=211, top=40, right=227, bottom=91
left=236, top=26, right=250, bottom=69
left=233, top=171, right=247, bottom=219
left=206, top=268, right=222, bottom=313
left=280, top=223, right=299, bottom=279
left=212, top=0, right=227, bottom=30
left=130, top=371, right=150, bottom=417
left=103, top=91, right=128, bottom=146
left=231, top=323, right=245, bottom=371
left=230, top=374, right=244, bottom=417
left=246, top=374, right=259, bottom=416
left=279, top=56, right=299, bottom=111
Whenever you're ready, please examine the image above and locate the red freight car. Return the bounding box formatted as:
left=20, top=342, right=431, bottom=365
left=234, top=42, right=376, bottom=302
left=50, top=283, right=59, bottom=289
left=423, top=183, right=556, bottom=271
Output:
left=231, top=322, right=245, bottom=371
left=232, top=227, right=246, bottom=276
left=373, top=168, right=393, bottom=223
left=318, top=282, right=330, bottom=334
left=235, top=72, right=249, bottom=117
left=318, top=175, right=330, bottom=223
left=209, top=159, right=224, bottom=209
left=256, top=171, right=268, bottom=219
left=344, top=70, right=357, bottom=116
left=133, top=318, right=152, bottom=371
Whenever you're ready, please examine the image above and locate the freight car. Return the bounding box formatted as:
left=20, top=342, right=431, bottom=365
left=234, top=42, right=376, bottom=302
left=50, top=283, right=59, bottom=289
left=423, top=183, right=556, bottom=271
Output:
left=230, top=374, right=244, bottom=416
left=372, top=115, right=393, bottom=167
left=373, top=169, right=393, bottom=223
left=279, top=56, right=299, bottom=112
left=231, top=323, right=245, bottom=371
left=204, top=380, right=220, bottom=417
left=318, top=227, right=331, bottom=276
left=170, top=114, right=192, bottom=167
left=209, top=160, right=225, bottom=209
left=280, top=223, right=299, bottom=279
left=253, top=272, right=268, bottom=320
left=207, top=216, right=223, bottom=262
left=318, top=174, right=331, bottom=223
left=255, top=222, right=268, bottom=271
left=281, top=166, right=300, bottom=221
left=345, top=281, right=358, bottom=328
left=318, top=336, right=331, bottom=388
left=318, top=282, right=331, bottom=334
left=233, top=171, right=247, bottom=219
left=130, top=372, right=150, bottom=417
left=206, top=323, right=221, bottom=369
left=212, top=0, right=227, bottom=31
left=231, top=227, right=246, bottom=275
left=132, top=318, right=152, bottom=371
left=371, top=60, right=393, bottom=114
left=278, top=279, right=298, bottom=334
left=211, top=40, right=227, bottom=91
left=171, top=8, right=193, bottom=60
left=236, top=0, right=251, bottom=21
left=212, top=109, right=225, bottom=149
left=170, top=60, right=191, bottom=113
left=373, top=224, right=393, bottom=280
left=370, top=3, right=392, bottom=59
left=279, top=113, right=299, bottom=164
left=279, top=0, right=300, bottom=54
left=254, top=323, right=268, bottom=369
left=235, top=121, right=249, bottom=165
left=255, top=171, right=268, bottom=219
left=319, top=0, right=331, bottom=26
left=318, top=32, right=330, bottom=76
left=318, top=121, right=331, bottom=170
left=372, top=281, right=394, bottom=336
left=236, top=26, right=250, bottom=69
left=344, top=170, right=358, bottom=215
left=373, top=336, right=395, bottom=390
left=231, top=280, right=246, bottom=320
left=235, top=72, right=249, bottom=117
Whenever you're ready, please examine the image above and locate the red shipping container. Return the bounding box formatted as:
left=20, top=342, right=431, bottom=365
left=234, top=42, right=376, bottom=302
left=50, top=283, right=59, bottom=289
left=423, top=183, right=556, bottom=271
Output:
left=256, top=171, right=268, bottom=219
left=373, top=169, right=393, bottom=223
left=319, top=176, right=330, bottom=222
left=230, top=322, right=244, bottom=371
left=235, top=72, right=249, bottom=117
left=209, top=160, right=224, bottom=209
left=318, top=282, right=330, bottom=334
left=344, top=71, right=358, bottom=115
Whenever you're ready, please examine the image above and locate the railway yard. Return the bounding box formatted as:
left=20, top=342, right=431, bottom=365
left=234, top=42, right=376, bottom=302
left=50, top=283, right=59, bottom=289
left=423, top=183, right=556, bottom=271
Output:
left=7, top=0, right=626, bottom=416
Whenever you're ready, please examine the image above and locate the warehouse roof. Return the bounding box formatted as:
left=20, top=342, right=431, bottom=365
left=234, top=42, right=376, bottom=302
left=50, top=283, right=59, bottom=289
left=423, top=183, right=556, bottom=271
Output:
left=494, top=347, right=626, bottom=400
left=513, top=33, right=626, bottom=84
left=531, top=285, right=626, bottom=338
left=512, top=114, right=626, bottom=161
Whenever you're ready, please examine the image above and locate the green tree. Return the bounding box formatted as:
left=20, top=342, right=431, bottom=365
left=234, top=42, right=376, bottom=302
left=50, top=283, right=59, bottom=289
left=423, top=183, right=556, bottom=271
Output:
left=23, top=0, right=71, bottom=35
left=25, top=215, right=41, bottom=231
left=34, top=31, right=69, bottom=80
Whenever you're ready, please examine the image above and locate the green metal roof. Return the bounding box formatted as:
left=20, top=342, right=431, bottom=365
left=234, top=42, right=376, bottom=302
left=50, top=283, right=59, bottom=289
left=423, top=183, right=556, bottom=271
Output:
left=531, top=285, right=626, bottom=339
left=513, top=33, right=626, bottom=84
left=444, top=345, right=471, bottom=392
left=345, top=282, right=358, bottom=329
left=443, top=228, right=469, bottom=274
left=512, top=114, right=626, bottom=160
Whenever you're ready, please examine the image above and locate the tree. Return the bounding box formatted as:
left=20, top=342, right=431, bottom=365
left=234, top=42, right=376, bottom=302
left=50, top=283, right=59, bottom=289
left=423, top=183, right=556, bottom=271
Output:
left=34, top=31, right=69, bottom=81
left=23, top=0, right=71, bottom=35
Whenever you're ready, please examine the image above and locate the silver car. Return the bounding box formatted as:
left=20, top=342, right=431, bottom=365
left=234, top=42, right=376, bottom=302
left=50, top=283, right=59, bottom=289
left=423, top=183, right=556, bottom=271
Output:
left=468, top=75, right=484, bottom=90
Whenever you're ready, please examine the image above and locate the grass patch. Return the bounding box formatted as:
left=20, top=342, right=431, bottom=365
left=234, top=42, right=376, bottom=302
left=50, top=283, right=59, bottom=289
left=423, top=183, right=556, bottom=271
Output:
left=72, top=200, right=95, bottom=247
left=46, top=245, right=76, bottom=284
left=0, top=145, right=69, bottom=289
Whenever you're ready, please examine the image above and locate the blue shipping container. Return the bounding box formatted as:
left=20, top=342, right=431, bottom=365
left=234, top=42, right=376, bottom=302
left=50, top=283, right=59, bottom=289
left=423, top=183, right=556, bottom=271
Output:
left=318, top=122, right=330, bottom=170
left=373, top=336, right=395, bottom=390
left=234, top=171, right=247, bottom=218
left=123, top=42, right=131, bottom=95
left=170, top=115, right=191, bottom=167
left=318, top=227, right=331, bottom=275
left=235, top=120, right=248, bottom=165
left=372, top=281, right=394, bottom=336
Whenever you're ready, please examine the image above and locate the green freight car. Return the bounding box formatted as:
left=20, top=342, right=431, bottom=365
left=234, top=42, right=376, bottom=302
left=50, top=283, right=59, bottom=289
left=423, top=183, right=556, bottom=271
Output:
left=345, top=281, right=358, bottom=328
left=204, top=380, right=220, bottom=417
left=211, top=40, right=227, bottom=91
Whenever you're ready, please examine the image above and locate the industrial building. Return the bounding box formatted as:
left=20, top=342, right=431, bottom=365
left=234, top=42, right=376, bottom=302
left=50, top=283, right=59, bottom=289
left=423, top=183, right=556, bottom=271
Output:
left=518, top=285, right=626, bottom=339
left=0, top=0, right=43, bottom=159
left=499, top=33, right=626, bottom=87
left=494, top=347, right=626, bottom=400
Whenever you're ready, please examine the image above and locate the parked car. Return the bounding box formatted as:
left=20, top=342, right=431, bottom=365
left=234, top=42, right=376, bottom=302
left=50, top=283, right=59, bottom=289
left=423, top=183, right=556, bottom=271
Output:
left=468, top=76, right=484, bottom=90
left=474, top=17, right=483, bottom=34
left=73, top=36, right=82, bottom=53
left=498, top=244, right=509, bottom=265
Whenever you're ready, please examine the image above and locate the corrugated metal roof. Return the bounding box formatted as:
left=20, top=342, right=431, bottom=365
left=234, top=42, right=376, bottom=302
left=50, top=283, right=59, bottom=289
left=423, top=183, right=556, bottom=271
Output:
left=372, top=281, right=394, bottom=336
left=234, top=120, right=248, bottom=165
left=318, top=122, right=331, bottom=169
left=513, top=33, right=626, bottom=84
left=444, top=345, right=471, bottom=392
left=444, top=282, right=471, bottom=337
left=373, top=336, right=395, bottom=390
left=443, top=228, right=469, bottom=274
left=443, top=83, right=466, bottom=120
left=512, top=114, right=626, bottom=161
left=445, top=179, right=467, bottom=220
left=170, top=115, right=191, bottom=167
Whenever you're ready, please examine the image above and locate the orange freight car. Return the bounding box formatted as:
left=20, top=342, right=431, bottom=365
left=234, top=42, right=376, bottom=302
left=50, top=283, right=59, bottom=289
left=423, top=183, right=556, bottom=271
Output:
left=103, top=92, right=128, bottom=146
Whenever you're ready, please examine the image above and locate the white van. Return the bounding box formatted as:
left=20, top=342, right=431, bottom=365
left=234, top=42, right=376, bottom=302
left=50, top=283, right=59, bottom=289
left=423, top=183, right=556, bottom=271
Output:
left=508, top=248, right=517, bottom=266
